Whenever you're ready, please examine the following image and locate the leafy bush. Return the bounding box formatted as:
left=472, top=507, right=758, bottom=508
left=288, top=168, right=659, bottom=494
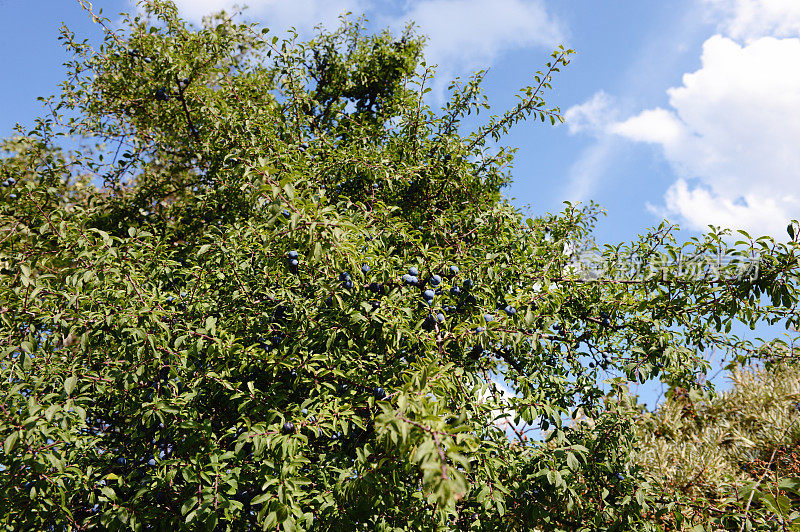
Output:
left=630, top=354, right=800, bottom=530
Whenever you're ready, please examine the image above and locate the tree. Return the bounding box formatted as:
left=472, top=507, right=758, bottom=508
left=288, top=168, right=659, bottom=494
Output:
left=1, top=1, right=798, bottom=530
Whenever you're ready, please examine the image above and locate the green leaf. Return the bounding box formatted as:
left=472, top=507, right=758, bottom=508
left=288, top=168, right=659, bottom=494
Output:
left=565, top=452, right=579, bottom=471
left=251, top=493, right=271, bottom=505
left=4, top=431, right=19, bottom=455
left=64, top=375, right=77, bottom=396
left=181, top=497, right=198, bottom=515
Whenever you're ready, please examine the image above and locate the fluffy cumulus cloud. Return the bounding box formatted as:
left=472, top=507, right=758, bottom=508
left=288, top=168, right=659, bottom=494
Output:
left=562, top=0, right=800, bottom=237
left=611, top=34, right=800, bottom=236
left=608, top=107, right=683, bottom=146
left=652, top=180, right=795, bottom=236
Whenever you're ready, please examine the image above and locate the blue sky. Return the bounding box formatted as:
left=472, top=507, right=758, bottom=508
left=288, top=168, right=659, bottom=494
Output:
left=2, top=0, right=798, bottom=403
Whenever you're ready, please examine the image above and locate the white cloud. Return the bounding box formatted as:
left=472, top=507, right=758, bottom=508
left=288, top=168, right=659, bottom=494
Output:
left=610, top=34, right=800, bottom=236
left=561, top=138, right=619, bottom=203
left=705, top=0, right=800, bottom=41
left=159, top=0, right=563, bottom=75
left=559, top=0, right=713, bottom=206
left=560, top=1, right=800, bottom=237
left=161, top=0, right=367, bottom=33
left=564, top=91, right=616, bottom=136
left=609, top=107, right=683, bottom=146
left=391, top=0, right=563, bottom=72
left=651, top=179, right=795, bottom=236
left=560, top=92, right=624, bottom=202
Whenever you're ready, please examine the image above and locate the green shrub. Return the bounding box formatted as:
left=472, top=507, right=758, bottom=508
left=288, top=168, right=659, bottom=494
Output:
left=631, top=355, right=800, bottom=530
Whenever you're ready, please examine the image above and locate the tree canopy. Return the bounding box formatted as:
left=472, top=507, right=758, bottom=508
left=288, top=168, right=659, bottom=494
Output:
left=1, top=1, right=799, bottom=530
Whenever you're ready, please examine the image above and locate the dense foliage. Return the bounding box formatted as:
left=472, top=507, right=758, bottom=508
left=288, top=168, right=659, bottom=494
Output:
left=629, top=355, right=800, bottom=530
left=1, top=1, right=798, bottom=530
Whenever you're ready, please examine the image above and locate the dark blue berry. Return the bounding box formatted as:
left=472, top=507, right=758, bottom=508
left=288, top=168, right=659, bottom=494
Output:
left=154, top=87, right=169, bottom=101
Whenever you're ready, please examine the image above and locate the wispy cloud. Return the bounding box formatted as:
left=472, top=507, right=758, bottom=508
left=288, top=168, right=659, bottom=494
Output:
left=158, top=0, right=563, bottom=88
left=389, top=0, right=563, bottom=72
left=705, top=0, right=800, bottom=41
left=563, top=90, right=617, bottom=136
left=559, top=91, right=623, bottom=202
left=159, top=0, right=367, bottom=33
left=561, top=138, right=619, bottom=203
